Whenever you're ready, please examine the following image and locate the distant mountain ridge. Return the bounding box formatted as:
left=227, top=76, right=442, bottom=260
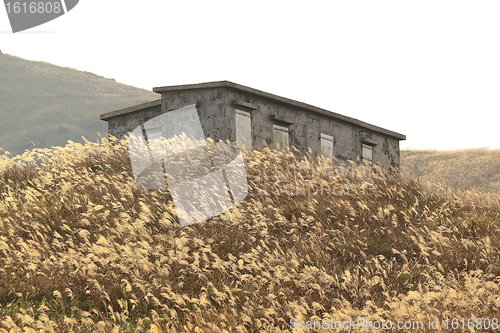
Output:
left=0, top=52, right=158, bottom=156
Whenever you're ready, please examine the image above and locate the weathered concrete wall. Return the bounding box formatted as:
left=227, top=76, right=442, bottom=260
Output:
left=224, top=88, right=401, bottom=169
left=104, top=89, right=228, bottom=143
left=102, top=83, right=402, bottom=169
left=106, top=102, right=162, bottom=140
left=159, top=88, right=227, bottom=142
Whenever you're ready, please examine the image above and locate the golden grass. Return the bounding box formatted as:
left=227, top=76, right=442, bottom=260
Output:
left=401, top=148, right=500, bottom=195
left=0, top=138, right=498, bottom=332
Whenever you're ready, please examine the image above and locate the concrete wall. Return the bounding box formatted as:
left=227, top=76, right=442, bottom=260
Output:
left=224, top=88, right=401, bottom=169
left=103, top=86, right=401, bottom=169
left=106, top=103, right=162, bottom=140
left=160, top=88, right=227, bottom=142
left=105, top=88, right=228, bottom=143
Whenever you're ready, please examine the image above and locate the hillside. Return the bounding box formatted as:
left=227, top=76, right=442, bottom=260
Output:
left=0, top=140, right=498, bottom=332
left=0, top=52, right=158, bottom=157
left=401, top=148, right=500, bottom=195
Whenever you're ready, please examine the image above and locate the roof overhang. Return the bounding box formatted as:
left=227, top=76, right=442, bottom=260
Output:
left=99, top=81, right=406, bottom=141
left=100, top=99, right=161, bottom=121
left=153, top=81, right=406, bottom=140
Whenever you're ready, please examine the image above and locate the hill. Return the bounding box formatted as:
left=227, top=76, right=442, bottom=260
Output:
left=0, top=52, right=158, bottom=157
left=401, top=148, right=500, bottom=195
left=0, top=140, right=498, bottom=332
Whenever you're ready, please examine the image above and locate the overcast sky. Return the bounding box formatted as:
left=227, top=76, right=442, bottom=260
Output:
left=2, top=1, right=499, bottom=150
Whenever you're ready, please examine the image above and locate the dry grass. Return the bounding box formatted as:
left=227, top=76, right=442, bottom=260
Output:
left=401, top=148, right=500, bottom=195
left=0, top=138, right=498, bottom=332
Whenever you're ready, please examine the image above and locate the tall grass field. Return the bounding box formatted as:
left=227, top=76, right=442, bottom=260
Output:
left=0, top=138, right=498, bottom=332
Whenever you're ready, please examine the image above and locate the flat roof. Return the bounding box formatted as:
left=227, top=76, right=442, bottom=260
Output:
left=101, top=81, right=406, bottom=140
left=100, top=99, right=161, bottom=120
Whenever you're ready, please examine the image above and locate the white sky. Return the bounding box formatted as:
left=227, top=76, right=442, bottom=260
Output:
left=2, top=1, right=499, bottom=150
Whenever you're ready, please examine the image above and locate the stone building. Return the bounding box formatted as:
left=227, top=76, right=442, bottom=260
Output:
left=100, top=81, right=406, bottom=169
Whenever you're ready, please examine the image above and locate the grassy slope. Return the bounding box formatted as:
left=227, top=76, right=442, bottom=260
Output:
left=0, top=52, right=158, bottom=156
left=401, top=148, right=500, bottom=195
left=0, top=140, right=498, bottom=332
